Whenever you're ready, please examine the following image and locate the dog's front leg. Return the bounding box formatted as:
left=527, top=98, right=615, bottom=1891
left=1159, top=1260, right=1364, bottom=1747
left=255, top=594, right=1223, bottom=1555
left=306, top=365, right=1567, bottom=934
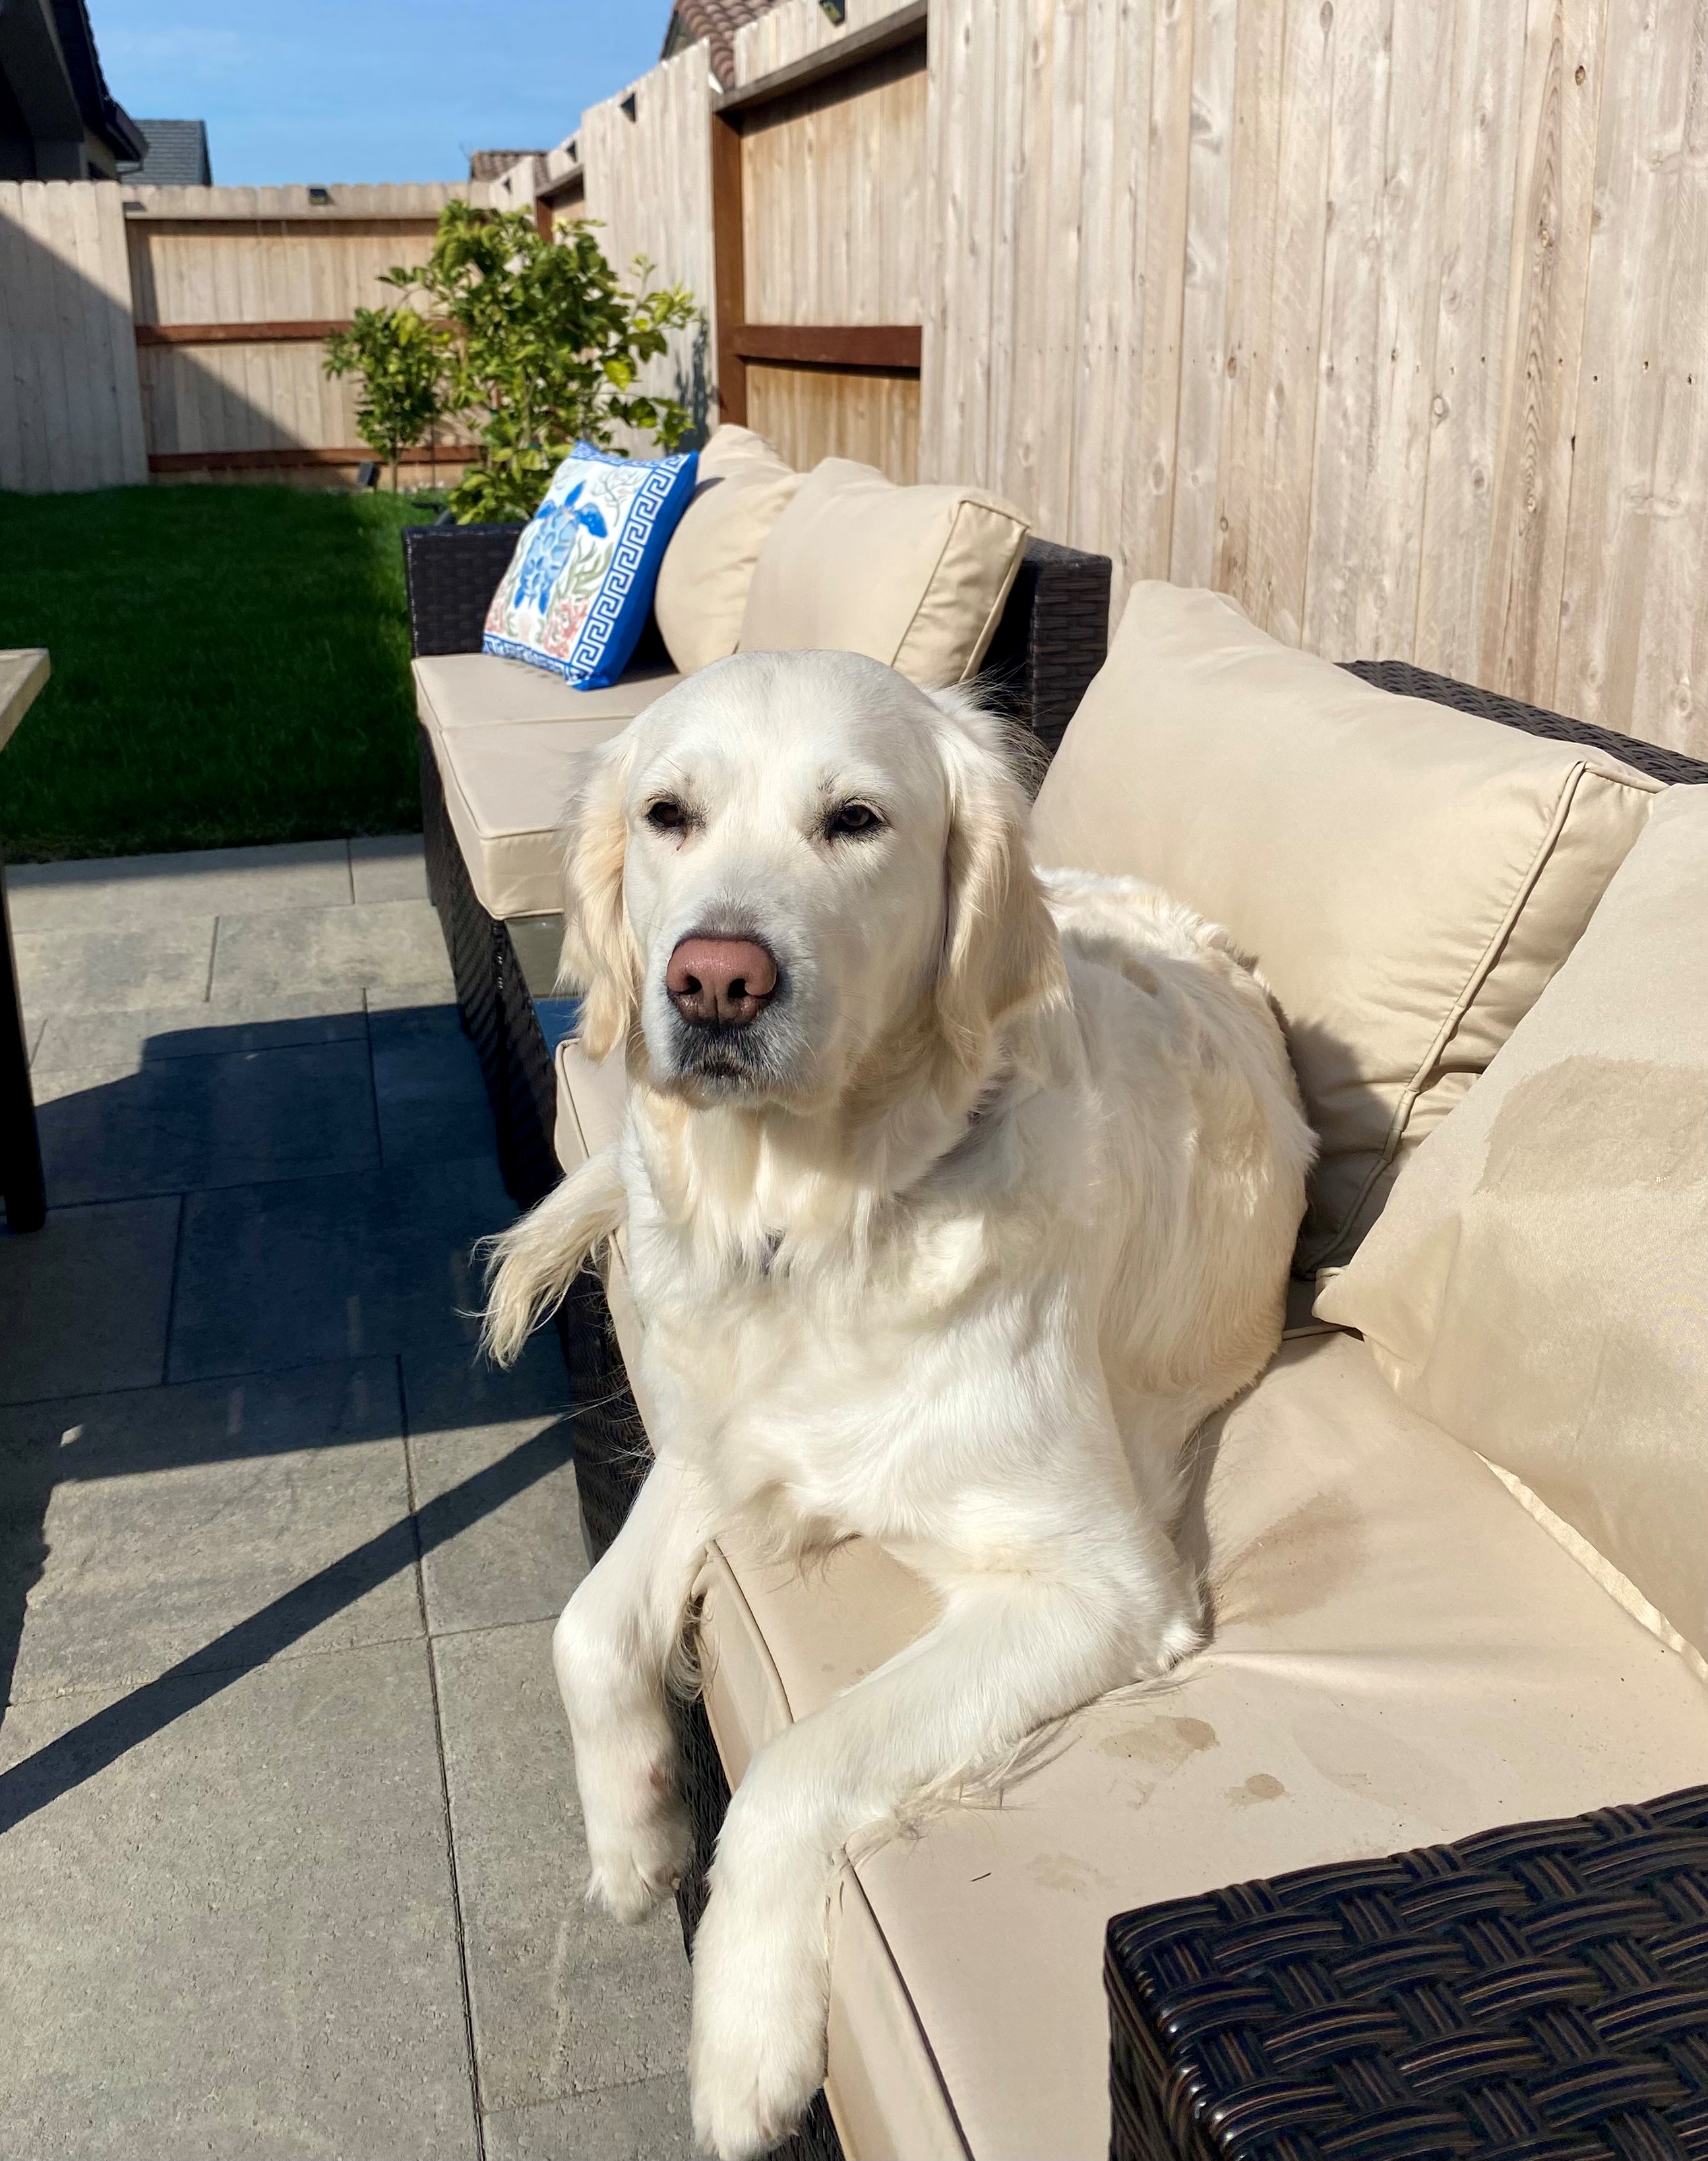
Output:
left=553, top=1449, right=714, bottom=1922
left=689, top=1558, right=1174, bottom=2158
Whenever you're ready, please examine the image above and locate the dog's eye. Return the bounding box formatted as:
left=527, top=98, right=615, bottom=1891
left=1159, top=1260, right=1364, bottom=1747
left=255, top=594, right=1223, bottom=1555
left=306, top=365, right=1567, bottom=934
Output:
left=826, top=801, right=883, bottom=839
left=646, top=799, right=688, bottom=832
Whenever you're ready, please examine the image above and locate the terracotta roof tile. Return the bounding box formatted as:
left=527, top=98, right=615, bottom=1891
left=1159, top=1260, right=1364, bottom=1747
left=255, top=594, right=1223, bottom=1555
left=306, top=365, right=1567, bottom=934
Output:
left=662, top=0, right=782, bottom=88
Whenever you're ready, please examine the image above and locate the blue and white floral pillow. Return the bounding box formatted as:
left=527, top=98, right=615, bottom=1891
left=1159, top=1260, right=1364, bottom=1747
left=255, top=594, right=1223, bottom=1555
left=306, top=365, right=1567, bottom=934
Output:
left=483, top=441, right=698, bottom=689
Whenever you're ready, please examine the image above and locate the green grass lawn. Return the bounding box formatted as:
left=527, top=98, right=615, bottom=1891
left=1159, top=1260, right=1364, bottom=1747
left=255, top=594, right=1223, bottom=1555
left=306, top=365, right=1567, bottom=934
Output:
left=0, top=485, right=441, bottom=861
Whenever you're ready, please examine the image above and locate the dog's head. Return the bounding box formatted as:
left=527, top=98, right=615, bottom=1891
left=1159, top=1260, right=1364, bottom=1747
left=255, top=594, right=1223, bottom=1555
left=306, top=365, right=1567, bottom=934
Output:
left=558, top=650, right=1065, bottom=1111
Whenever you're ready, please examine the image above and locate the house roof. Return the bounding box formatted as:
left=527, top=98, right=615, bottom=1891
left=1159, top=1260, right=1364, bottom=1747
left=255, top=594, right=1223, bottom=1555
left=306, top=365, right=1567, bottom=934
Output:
left=117, top=117, right=211, bottom=185
left=42, top=0, right=145, bottom=162
left=660, top=0, right=781, bottom=89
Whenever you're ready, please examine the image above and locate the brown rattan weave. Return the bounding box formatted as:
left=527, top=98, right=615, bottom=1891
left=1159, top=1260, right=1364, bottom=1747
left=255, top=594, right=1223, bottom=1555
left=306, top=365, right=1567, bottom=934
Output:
left=1342, top=659, right=1708, bottom=789
left=419, top=725, right=561, bottom=1207
left=403, top=520, right=525, bottom=656
left=1107, top=1783, right=1708, bottom=2161
left=979, top=536, right=1115, bottom=762
left=419, top=728, right=506, bottom=1111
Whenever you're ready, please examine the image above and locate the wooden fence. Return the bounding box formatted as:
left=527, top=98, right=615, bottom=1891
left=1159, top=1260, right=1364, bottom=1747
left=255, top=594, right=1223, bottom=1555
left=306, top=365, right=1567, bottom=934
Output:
left=3, top=0, right=1705, bottom=754
left=0, top=181, right=483, bottom=491
left=917, top=0, right=1708, bottom=756
left=698, top=0, right=1708, bottom=757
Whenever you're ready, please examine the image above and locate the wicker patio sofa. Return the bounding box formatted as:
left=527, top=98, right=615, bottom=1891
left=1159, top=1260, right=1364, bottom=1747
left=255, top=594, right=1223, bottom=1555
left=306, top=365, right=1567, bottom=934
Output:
left=404, top=453, right=1708, bottom=2155
left=516, top=578, right=1707, bottom=2159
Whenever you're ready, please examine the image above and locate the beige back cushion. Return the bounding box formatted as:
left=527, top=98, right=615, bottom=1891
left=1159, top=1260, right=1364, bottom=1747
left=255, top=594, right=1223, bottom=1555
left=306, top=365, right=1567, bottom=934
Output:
left=654, top=425, right=801, bottom=675
left=1031, top=583, right=1659, bottom=1267
left=1318, top=785, right=1708, bottom=1659
left=738, top=458, right=1030, bottom=688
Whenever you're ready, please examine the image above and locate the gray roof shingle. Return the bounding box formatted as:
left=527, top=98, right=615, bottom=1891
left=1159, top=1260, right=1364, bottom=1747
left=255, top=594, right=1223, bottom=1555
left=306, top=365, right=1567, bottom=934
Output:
left=117, top=119, right=212, bottom=186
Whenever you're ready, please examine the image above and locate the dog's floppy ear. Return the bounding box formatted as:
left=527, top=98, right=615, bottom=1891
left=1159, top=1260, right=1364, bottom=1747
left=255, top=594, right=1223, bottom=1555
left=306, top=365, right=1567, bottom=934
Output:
left=931, top=690, right=1066, bottom=1074
left=557, top=735, right=638, bottom=1062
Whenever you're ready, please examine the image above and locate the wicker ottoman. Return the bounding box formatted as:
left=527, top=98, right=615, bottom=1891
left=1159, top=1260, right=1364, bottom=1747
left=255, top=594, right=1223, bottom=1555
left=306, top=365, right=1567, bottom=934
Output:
left=1107, top=1782, right=1708, bottom=2161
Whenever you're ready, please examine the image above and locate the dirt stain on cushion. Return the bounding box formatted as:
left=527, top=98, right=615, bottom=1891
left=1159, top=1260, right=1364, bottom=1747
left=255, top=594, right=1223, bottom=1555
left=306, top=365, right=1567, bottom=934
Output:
left=1097, top=1715, right=1217, bottom=1770
left=1027, top=1852, right=1116, bottom=1896
left=1210, top=1488, right=1364, bottom=1626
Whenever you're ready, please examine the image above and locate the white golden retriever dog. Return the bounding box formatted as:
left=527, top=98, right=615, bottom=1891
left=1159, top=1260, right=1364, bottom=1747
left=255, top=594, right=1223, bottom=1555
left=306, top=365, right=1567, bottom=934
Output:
left=483, top=649, right=1312, bottom=2158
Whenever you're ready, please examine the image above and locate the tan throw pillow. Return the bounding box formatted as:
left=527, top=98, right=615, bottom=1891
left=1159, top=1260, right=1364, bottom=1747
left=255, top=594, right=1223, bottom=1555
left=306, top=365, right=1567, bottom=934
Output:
left=1031, top=582, right=1661, bottom=1268
left=1316, top=785, right=1708, bottom=1661
left=737, top=458, right=1030, bottom=688
left=696, top=423, right=790, bottom=481
left=654, top=427, right=801, bottom=675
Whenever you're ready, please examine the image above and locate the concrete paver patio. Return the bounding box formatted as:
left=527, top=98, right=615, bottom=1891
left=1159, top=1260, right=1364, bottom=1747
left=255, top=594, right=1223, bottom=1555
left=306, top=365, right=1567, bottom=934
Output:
left=0, top=839, right=692, bottom=2160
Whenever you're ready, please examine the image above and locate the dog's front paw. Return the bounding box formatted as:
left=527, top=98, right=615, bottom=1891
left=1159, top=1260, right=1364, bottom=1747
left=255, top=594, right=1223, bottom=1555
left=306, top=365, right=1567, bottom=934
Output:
left=585, top=1788, right=694, bottom=1924
left=689, top=1879, right=828, bottom=2158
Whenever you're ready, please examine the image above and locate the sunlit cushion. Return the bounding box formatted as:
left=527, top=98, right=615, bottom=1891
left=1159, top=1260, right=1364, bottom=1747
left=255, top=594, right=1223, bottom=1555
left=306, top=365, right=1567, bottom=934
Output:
left=1318, top=782, right=1708, bottom=1662
left=654, top=426, right=801, bottom=674
left=1033, top=584, right=1660, bottom=1269
left=738, top=458, right=1029, bottom=690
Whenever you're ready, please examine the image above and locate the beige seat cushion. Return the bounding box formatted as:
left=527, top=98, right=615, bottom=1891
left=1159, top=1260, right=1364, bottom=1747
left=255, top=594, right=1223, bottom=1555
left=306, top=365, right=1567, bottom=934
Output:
left=435, top=718, right=630, bottom=920
left=412, top=651, right=679, bottom=745
left=1032, top=584, right=1661, bottom=1269
left=1318, top=783, right=1708, bottom=1662
left=655, top=427, right=802, bottom=675
left=555, top=1033, right=626, bottom=1173
left=738, top=458, right=1030, bottom=689
left=697, top=1333, right=1708, bottom=2161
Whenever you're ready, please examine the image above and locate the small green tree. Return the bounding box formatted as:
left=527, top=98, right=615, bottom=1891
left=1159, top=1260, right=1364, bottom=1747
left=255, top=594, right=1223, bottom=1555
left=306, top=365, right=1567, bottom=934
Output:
left=323, top=305, right=448, bottom=492
left=323, top=200, right=699, bottom=522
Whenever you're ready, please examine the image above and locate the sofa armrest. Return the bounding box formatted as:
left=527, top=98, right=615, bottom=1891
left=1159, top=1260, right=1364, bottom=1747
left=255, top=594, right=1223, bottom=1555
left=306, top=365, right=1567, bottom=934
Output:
left=1343, top=658, right=1708, bottom=787
left=403, top=520, right=680, bottom=671
left=403, top=521, right=526, bottom=657
left=981, top=536, right=1114, bottom=768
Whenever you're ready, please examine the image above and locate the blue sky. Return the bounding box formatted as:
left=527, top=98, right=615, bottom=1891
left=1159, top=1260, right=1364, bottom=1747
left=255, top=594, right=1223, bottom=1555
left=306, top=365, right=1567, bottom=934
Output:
left=91, top=0, right=668, bottom=186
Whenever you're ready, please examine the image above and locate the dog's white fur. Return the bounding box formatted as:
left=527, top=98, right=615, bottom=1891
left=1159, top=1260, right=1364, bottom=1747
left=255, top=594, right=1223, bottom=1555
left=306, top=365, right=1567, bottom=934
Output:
left=483, top=650, right=1313, bottom=2158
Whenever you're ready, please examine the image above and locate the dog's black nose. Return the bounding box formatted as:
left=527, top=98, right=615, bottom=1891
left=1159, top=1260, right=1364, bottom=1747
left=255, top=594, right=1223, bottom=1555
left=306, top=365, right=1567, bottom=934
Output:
left=666, top=937, right=777, bottom=1026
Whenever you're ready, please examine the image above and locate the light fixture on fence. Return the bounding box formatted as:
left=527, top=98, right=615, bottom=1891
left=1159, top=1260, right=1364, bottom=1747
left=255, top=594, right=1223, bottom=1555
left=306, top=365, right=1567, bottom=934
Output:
left=819, top=0, right=846, bottom=20
left=619, top=92, right=637, bottom=121
left=307, top=186, right=332, bottom=206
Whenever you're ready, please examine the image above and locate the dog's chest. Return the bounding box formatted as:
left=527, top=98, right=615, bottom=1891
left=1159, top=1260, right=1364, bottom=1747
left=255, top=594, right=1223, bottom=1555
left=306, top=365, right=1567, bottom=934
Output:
left=632, top=1239, right=985, bottom=1532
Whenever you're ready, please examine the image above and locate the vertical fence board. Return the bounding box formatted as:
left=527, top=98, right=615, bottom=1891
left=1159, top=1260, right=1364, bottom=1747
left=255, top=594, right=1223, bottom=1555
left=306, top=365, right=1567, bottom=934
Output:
left=1413, top=0, right=1529, bottom=683
left=1476, top=0, right=1609, bottom=698
left=1357, top=0, right=1456, bottom=659
left=1619, top=6, right=1708, bottom=755
left=1554, top=0, right=1708, bottom=750
left=1301, top=0, right=1396, bottom=658
left=1124, top=0, right=1190, bottom=594
left=1168, top=0, right=1238, bottom=588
